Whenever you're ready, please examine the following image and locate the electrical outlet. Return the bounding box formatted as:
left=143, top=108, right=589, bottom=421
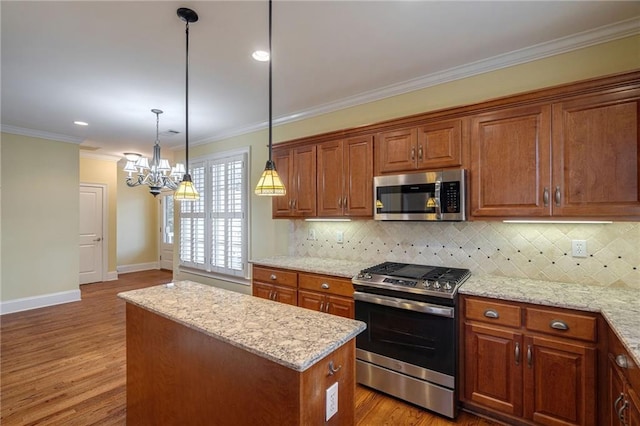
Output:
left=326, top=382, right=338, bottom=421
left=572, top=240, right=587, bottom=258
left=308, top=229, right=317, bottom=241
left=336, top=231, right=344, bottom=244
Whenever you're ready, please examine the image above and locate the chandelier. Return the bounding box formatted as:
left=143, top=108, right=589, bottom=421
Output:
left=123, top=109, right=185, bottom=197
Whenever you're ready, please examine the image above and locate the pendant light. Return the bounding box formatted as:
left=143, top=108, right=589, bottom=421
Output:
left=174, top=7, right=200, bottom=201
left=254, top=0, right=286, bottom=196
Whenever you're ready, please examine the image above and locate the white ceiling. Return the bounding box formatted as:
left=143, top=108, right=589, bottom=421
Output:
left=2, top=1, right=639, bottom=159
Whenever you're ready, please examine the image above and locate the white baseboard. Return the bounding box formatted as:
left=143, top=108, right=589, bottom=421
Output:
left=117, top=262, right=159, bottom=274
left=105, top=271, right=118, bottom=281
left=0, top=289, right=81, bottom=315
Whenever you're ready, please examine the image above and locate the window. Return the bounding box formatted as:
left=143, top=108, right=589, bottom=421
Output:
left=179, top=149, right=249, bottom=278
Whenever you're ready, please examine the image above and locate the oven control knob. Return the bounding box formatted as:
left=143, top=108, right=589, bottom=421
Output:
left=421, top=280, right=430, bottom=288
left=443, top=282, right=452, bottom=291
left=433, top=281, right=441, bottom=290
left=364, top=273, right=372, bottom=280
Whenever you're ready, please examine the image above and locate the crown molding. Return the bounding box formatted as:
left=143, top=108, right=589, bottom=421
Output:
left=1, top=124, right=84, bottom=144
left=191, top=16, right=640, bottom=146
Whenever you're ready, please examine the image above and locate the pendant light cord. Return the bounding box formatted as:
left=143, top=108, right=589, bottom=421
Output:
left=185, top=20, right=191, bottom=173
left=268, top=0, right=273, bottom=163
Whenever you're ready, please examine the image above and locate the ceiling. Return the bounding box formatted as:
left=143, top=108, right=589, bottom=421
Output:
left=2, top=1, right=639, bottom=160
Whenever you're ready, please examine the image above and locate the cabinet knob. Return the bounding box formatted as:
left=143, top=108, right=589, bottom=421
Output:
left=550, top=320, right=569, bottom=331
left=484, top=309, right=499, bottom=319
left=616, top=354, right=630, bottom=369
left=328, top=360, right=342, bottom=376
left=321, top=283, right=330, bottom=289
left=270, top=274, right=277, bottom=280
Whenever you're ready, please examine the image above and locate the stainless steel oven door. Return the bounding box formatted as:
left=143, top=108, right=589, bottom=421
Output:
left=354, top=291, right=456, bottom=378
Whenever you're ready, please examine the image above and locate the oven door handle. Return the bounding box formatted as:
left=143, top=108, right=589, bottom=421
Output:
left=354, top=292, right=454, bottom=318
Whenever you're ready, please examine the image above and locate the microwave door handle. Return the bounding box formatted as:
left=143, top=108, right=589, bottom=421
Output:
left=434, top=181, right=442, bottom=218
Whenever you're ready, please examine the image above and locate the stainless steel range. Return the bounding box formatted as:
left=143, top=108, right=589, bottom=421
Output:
left=352, top=262, right=471, bottom=419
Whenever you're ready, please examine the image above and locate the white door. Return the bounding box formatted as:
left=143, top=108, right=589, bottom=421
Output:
left=159, top=194, right=174, bottom=270
left=79, top=185, right=104, bottom=284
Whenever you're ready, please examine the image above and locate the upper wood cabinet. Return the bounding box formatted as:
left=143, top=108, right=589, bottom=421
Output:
left=375, top=119, right=464, bottom=175
left=471, top=87, right=640, bottom=219
left=551, top=88, right=640, bottom=218
left=272, top=145, right=317, bottom=218
left=470, top=104, right=552, bottom=217
left=317, top=135, right=373, bottom=217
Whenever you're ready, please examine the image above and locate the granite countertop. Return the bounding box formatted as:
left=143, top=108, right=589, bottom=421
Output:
left=250, top=256, right=370, bottom=278
left=460, top=275, right=640, bottom=367
left=118, top=280, right=366, bottom=372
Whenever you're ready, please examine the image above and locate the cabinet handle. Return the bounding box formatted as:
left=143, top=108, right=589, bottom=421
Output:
left=343, top=197, right=348, bottom=208
left=328, top=360, right=342, bottom=376
left=616, top=354, right=630, bottom=369
left=614, top=393, right=625, bottom=419
left=618, top=399, right=628, bottom=424
left=418, top=145, right=423, bottom=160
left=268, top=290, right=274, bottom=300
left=484, top=309, right=499, bottom=319
left=555, top=186, right=561, bottom=207
left=543, top=187, right=549, bottom=207
left=325, top=302, right=331, bottom=312
left=515, top=342, right=520, bottom=366
left=270, top=274, right=277, bottom=280
left=321, top=283, right=330, bottom=289
left=272, top=291, right=278, bottom=301
left=550, top=320, right=569, bottom=331
left=338, top=198, right=342, bottom=207
left=527, top=345, right=532, bottom=368
left=292, top=199, right=297, bottom=209
left=411, top=147, right=415, bottom=160
left=319, top=301, right=324, bottom=312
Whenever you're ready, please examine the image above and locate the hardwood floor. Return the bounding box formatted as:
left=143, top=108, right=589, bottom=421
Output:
left=1, top=270, right=497, bottom=425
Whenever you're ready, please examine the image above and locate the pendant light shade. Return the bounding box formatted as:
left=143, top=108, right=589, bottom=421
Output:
left=175, top=7, right=200, bottom=201
left=255, top=0, right=286, bottom=196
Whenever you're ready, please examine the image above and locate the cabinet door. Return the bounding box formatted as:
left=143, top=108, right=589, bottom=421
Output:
left=274, top=285, right=298, bottom=306
left=317, top=140, right=344, bottom=217
left=470, top=105, right=552, bottom=217
left=298, top=289, right=325, bottom=312
left=292, top=145, right=317, bottom=216
left=525, top=335, right=596, bottom=426
left=325, top=295, right=354, bottom=319
left=552, top=89, right=640, bottom=217
left=628, top=387, right=640, bottom=426
left=376, top=128, right=418, bottom=173
left=272, top=148, right=294, bottom=217
left=463, top=322, right=523, bottom=417
left=344, top=135, right=373, bottom=216
left=416, top=119, right=463, bottom=169
left=252, top=281, right=274, bottom=301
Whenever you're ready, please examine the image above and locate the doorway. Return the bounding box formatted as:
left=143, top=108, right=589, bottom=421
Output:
left=159, top=194, right=174, bottom=271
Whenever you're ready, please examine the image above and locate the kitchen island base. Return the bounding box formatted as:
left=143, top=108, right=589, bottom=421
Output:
left=126, top=303, right=356, bottom=425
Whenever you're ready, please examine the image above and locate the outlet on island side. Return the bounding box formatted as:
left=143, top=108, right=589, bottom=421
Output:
left=308, top=229, right=317, bottom=241
left=326, top=382, right=338, bottom=421
left=571, top=240, right=588, bottom=258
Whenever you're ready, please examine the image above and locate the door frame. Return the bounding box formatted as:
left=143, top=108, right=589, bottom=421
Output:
left=157, top=193, right=174, bottom=271
left=80, top=183, right=109, bottom=283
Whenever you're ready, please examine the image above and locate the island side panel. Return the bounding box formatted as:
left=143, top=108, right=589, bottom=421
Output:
left=126, top=303, right=302, bottom=425
left=300, top=339, right=356, bottom=425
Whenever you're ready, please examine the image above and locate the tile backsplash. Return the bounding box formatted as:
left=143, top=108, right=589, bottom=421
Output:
left=291, top=221, right=640, bottom=290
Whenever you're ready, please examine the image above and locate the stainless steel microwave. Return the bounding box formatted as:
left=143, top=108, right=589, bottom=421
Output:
left=374, top=169, right=467, bottom=221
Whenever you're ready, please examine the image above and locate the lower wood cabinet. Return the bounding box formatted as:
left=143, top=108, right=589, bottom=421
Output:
left=608, top=326, right=640, bottom=426
left=252, top=265, right=355, bottom=319
left=461, top=295, right=598, bottom=426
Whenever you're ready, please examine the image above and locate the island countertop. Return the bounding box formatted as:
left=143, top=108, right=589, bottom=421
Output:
left=118, top=280, right=366, bottom=372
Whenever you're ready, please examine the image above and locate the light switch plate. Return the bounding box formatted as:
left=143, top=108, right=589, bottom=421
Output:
left=326, top=382, right=338, bottom=420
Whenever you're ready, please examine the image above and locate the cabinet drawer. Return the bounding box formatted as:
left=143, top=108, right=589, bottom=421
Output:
left=298, top=273, right=354, bottom=297
left=525, top=307, right=596, bottom=342
left=252, top=266, right=297, bottom=287
left=464, top=297, right=521, bottom=328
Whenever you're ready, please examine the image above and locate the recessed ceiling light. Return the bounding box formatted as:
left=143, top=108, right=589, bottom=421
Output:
left=252, top=50, right=270, bottom=62
left=74, top=121, right=89, bottom=126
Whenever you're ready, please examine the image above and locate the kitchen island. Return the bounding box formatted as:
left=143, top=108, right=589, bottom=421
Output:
left=118, top=280, right=366, bottom=425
